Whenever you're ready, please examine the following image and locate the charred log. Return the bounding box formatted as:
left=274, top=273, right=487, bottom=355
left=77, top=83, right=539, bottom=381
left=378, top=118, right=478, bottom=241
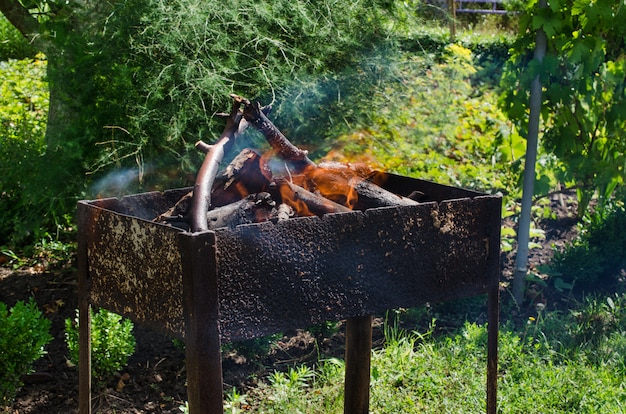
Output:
left=275, top=203, right=294, bottom=222
left=155, top=148, right=272, bottom=224
left=207, top=192, right=276, bottom=230
left=351, top=179, right=420, bottom=209
left=317, top=161, right=375, bottom=179
left=211, top=148, right=272, bottom=208
left=154, top=191, right=193, bottom=225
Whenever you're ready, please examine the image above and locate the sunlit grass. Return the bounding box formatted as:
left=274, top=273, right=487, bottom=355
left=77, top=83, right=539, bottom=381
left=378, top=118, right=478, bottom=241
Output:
left=234, top=301, right=626, bottom=413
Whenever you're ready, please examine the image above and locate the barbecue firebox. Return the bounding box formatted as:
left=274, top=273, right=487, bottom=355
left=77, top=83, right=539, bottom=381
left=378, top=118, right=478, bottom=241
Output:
left=77, top=172, right=501, bottom=414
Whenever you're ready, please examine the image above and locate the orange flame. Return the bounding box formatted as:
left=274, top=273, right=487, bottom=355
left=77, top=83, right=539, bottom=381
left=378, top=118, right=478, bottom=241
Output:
left=256, top=149, right=382, bottom=217
left=277, top=180, right=317, bottom=217
left=306, top=167, right=359, bottom=210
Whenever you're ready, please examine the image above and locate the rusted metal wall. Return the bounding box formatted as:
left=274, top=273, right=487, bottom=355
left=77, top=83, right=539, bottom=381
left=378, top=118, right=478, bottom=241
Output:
left=79, top=174, right=500, bottom=342
left=215, top=195, right=498, bottom=342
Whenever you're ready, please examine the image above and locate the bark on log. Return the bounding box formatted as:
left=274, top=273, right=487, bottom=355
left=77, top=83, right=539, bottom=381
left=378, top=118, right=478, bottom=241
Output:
left=317, top=161, right=375, bottom=179
left=295, top=166, right=419, bottom=210
left=351, top=179, right=421, bottom=209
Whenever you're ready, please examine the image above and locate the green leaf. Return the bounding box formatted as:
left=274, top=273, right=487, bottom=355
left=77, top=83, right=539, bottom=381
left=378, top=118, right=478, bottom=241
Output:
left=571, top=0, right=589, bottom=16
left=553, top=277, right=573, bottom=292
left=548, top=0, right=561, bottom=13
left=532, top=9, right=562, bottom=37
left=501, top=227, right=517, bottom=237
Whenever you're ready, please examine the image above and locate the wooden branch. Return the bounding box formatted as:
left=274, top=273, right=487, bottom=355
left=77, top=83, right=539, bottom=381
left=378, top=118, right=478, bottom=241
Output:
left=0, top=0, right=48, bottom=53
left=189, top=95, right=248, bottom=232
left=316, top=162, right=422, bottom=206
left=211, top=148, right=272, bottom=207
left=243, top=101, right=315, bottom=169
left=300, top=166, right=419, bottom=210
left=351, top=179, right=420, bottom=209
left=154, top=192, right=193, bottom=225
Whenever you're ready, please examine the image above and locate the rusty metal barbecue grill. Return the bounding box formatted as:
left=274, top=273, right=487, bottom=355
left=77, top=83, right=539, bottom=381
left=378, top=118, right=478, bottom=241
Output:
left=77, top=172, right=501, bottom=413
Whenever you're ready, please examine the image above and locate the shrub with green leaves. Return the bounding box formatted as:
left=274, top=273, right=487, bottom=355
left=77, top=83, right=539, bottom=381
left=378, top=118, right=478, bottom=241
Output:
left=65, top=308, right=136, bottom=383
left=500, top=0, right=626, bottom=217
left=0, top=299, right=52, bottom=408
left=31, top=0, right=402, bottom=182
left=552, top=199, right=626, bottom=289
left=1, top=0, right=406, bottom=247
left=325, top=44, right=538, bottom=205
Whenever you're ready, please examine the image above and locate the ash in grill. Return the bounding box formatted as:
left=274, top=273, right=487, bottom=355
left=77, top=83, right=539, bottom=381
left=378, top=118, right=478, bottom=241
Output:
left=77, top=95, right=501, bottom=414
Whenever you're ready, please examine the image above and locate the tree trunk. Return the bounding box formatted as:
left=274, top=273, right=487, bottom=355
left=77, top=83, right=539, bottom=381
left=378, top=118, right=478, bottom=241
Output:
left=45, top=56, right=75, bottom=150
left=512, top=0, right=547, bottom=305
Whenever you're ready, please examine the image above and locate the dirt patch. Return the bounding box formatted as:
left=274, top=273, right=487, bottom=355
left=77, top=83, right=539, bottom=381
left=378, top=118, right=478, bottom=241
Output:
left=1, top=195, right=580, bottom=413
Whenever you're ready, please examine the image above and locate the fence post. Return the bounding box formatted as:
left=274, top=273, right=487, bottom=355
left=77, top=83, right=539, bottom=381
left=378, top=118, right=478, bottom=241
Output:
left=448, top=0, right=457, bottom=40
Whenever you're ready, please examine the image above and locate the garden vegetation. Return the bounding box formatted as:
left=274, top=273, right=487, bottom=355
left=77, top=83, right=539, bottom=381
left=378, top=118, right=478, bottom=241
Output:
left=2, top=0, right=626, bottom=412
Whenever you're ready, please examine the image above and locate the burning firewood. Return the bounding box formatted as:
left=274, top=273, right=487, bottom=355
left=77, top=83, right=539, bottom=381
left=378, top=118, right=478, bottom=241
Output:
left=156, top=95, right=423, bottom=232
left=209, top=148, right=272, bottom=208
left=273, top=179, right=352, bottom=216
left=155, top=147, right=271, bottom=225
left=242, top=99, right=420, bottom=209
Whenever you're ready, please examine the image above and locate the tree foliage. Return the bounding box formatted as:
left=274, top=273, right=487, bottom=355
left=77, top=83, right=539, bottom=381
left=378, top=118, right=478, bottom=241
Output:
left=500, top=0, right=626, bottom=216
left=0, top=0, right=400, bottom=245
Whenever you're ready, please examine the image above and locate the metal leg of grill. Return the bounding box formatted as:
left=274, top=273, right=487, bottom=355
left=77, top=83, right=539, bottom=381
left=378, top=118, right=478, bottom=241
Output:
left=344, top=315, right=373, bottom=414
left=180, top=232, right=224, bottom=413
left=78, top=208, right=92, bottom=414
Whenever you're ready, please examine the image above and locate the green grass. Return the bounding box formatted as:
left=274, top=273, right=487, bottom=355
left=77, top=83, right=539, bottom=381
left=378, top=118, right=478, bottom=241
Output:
left=231, top=304, right=626, bottom=413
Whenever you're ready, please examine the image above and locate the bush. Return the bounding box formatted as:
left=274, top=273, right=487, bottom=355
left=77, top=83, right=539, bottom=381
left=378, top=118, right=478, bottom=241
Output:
left=35, top=0, right=402, bottom=183
left=552, top=201, right=626, bottom=289
left=65, top=308, right=136, bottom=383
left=0, top=299, right=52, bottom=407
left=0, top=55, right=50, bottom=246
